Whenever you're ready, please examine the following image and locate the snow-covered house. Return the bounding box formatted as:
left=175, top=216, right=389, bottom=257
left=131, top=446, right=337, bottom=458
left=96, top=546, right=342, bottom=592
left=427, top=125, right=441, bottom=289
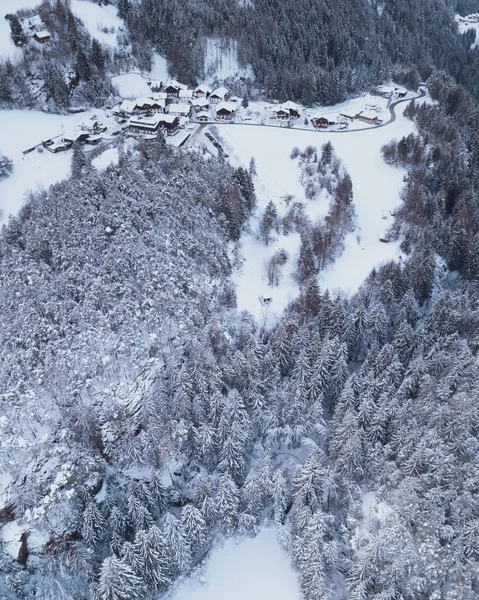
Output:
left=117, top=99, right=137, bottom=116
left=196, top=111, right=210, bottom=122
left=194, top=84, right=212, bottom=98
left=272, top=102, right=300, bottom=120
left=281, top=101, right=300, bottom=118
left=215, top=102, right=236, bottom=120
left=357, top=110, right=379, bottom=124
left=168, top=103, right=191, bottom=117
left=62, top=131, right=90, bottom=145
left=160, top=114, right=180, bottom=136
left=311, top=116, right=329, bottom=129
left=179, top=89, right=194, bottom=101
left=33, top=30, right=51, bottom=43
left=78, top=117, right=103, bottom=133
left=209, top=87, right=229, bottom=104
left=271, top=107, right=290, bottom=120
left=191, top=97, right=210, bottom=111
left=163, top=80, right=187, bottom=98
left=128, top=115, right=164, bottom=135
left=340, top=110, right=359, bottom=121
left=150, top=80, right=165, bottom=92
left=135, top=97, right=165, bottom=113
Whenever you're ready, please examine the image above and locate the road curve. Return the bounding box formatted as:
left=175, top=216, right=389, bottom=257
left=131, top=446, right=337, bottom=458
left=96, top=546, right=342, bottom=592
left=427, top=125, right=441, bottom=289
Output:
left=196, top=87, right=427, bottom=135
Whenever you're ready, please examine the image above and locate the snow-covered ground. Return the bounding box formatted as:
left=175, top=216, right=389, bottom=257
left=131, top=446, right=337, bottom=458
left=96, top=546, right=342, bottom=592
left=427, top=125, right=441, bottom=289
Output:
left=204, top=36, right=253, bottom=82
left=0, top=0, right=42, bottom=60
left=201, top=99, right=415, bottom=321
left=71, top=0, right=124, bottom=48
left=150, top=53, right=170, bottom=83
left=455, top=13, right=479, bottom=48
left=111, top=73, right=152, bottom=99
left=92, top=147, right=119, bottom=171
left=172, top=528, right=301, bottom=600
left=0, top=108, right=117, bottom=223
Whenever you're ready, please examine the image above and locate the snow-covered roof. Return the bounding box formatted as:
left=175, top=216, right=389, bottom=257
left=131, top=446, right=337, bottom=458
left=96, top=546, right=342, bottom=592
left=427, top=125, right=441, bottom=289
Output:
left=165, top=79, right=187, bottom=91
left=281, top=101, right=300, bottom=111
left=191, top=97, right=209, bottom=108
left=129, top=116, right=163, bottom=128
left=216, top=101, right=236, bottom=113
left=159, top=114, right=178, bottom=124
left=195, top=84, right=212, bottom=94
left=151, top=92, right=167, bottom=100
left=359, top=110, right=378, bottom=120
left=34, top=30, right=50, bottom=38
left=119, top=100, right=136, bottom=114
left=197, top=111, right=210, bottom=119
left=169, top=103, right=191, bottom=115
left=311, top=114, right=328, bottom=120
left=179, top=89, right=193, bottom=99
left=210, top=86, right=228, bottom=99
left=78, top=117, right=98, bottom=130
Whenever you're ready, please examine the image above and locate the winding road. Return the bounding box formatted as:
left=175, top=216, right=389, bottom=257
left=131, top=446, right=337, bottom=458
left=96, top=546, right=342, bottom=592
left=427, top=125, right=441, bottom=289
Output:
left=193, top=86, right=427, bottom=135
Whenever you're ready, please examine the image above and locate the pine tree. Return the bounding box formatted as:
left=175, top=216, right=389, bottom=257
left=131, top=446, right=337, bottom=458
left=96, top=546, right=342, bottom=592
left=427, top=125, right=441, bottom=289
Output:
left=71, top=146, right=87, bottom=179
left=98, top=556, right=144, bottom=600
left=181, top=504, right=208, bottom=557
left=91, top=39, right=105, bottom=73
left=82, top=501, right=106, bottom=546
left=76, top=48, right=92, bottom=81
left=9, top=15, right=27, bottom=46
left=217, top=472, right=240, bottom=533
left=163, top=513, right=191, bottom=574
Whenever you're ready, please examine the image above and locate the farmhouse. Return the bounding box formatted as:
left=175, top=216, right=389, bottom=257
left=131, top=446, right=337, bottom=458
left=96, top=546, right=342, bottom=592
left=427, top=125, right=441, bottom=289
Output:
left=128, top=115, right=164, bottom=135
left=169, top=103, right=191, bottom=117
left=281, top=101, right=300, bottom=118
left=340, top=110, right=359, bottom=121
left=62, top=131, right=90, bottom=145
left=272, top=107, right=290, bottom=120
left=215, top=102, right=236, bottom=120
left=209, top=86, right=229, bottom=104
left=43, top=139, right=72, bottom=153
left=194, top=84, right=212, bottom=98
left=197, top=111, right=210, bottom=122
left=311, top=116, right=329, bottom=129
left=117, top=99, right=136, bottom=116
left=33, top=30, right=51, bottom=43
left=357, top=110, right=379, bottom=124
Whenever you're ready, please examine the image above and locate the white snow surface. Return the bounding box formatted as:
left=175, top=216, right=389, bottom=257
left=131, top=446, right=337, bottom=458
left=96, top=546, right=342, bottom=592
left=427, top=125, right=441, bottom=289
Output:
left=150, top=53, right=170, bottom=83
left=456, top=13, right=479, bottom=48
left=172, top=528, right=301, bottom=600
left=0, top=108, right=117, bottom=223
left=204, top=37, right=252, bottom=82
left=206, top=99, right=414, bottom=321
left=0, top=0, right=42, bottom=60
left=71, top=0, right=123, bottom=48
left=92, top=147, right=119, bottom=171
left=112, top=73, right=152, bottom=98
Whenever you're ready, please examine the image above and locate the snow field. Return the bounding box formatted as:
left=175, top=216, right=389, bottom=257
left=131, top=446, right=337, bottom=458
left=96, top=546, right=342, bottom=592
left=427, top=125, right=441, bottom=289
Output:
left=71, top=0, right=124, bottom=48
left=209, top=100, right=415, bottom=320
left=112, top=73, right=152, bottom=99
left=92, top=147, right=119, bottom=171
left=0, top=108, right=116, bottom=223
left=171, top=528, right=301, bottom=600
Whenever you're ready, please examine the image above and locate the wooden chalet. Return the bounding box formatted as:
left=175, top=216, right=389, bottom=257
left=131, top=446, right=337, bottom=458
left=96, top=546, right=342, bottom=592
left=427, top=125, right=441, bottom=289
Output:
left=135, top=97, right=165, bottom=113
left=272, top=107, right=290, bottom=120
left=191, top=97, right=209, bottom=111
left=194, top=84, right=212, bottom=98
left=215, top=102, right=236, bottom=120
left=311, top=116, right=329, bottom=129
left=33, top=30, right=50, bottom=43
left=197, top=111, right=210, bottom=122
left=209, top=86, right=229, bottom=104
left=179, top=89, right=194, bottom=101
left=272, top=102, right=300, bottom=120
left=62, top=131, right=90, bottom=145
left=163, top=80, right=187, bottom=98
left=160, top=114, right=180, bottom=135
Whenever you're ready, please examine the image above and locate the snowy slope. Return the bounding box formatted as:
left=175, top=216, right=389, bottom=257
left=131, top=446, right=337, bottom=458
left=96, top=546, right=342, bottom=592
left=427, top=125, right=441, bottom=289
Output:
left=71, top=0, right=124, bottom=48
left=455, top=14, right=479, bottom=48
left=207, top=100, right=415, bottom=320
left=111, top=73, right=152, bottom=98
left=204, top=37, right=252, bottom=82
left=0, top=0, right=42, bottom=60
left=172, top=529, right=301, bottom=600
left=0, top=109, right=100, bottom=222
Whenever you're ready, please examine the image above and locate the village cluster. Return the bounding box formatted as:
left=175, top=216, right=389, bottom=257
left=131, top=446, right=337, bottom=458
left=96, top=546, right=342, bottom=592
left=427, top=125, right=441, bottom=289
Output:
left=22, top=77, right=410, bottom=157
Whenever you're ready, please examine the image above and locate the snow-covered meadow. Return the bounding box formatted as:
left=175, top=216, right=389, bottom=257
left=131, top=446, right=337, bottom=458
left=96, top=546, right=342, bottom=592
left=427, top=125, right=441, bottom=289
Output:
left=205, top=100, right=415, bottom=321
left=172, top=529, right=301, bottom=600
left=71, top=0, right=124, bottom=47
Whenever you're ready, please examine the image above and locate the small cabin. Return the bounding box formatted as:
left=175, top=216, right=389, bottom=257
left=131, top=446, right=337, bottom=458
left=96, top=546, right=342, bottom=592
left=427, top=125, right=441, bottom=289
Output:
left=33, top=30, right=50, bottom=43
left=194, top=84, right=212, bottom=98
left=216, top=102, right=235, bottom=120
left=209, top=86, right=229, bottom=104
